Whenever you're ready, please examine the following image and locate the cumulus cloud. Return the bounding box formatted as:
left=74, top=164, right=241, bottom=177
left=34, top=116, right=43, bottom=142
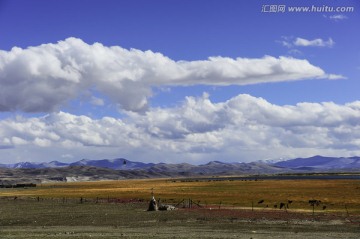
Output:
left=0, top=38, right=339, bottom=112
left=1, top=94, right=360, bottom=163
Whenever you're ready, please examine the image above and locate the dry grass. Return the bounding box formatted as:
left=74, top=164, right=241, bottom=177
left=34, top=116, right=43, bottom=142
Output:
left=2, top=177, right=360, bottom=238
left=1, top=198, right=359, bottom=239
left=1, top=178, right=360, bottom=213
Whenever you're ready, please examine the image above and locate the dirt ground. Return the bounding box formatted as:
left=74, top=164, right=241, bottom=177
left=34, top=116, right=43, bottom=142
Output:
left=0, top=197, right=359, bottom=238
left=1, top=224, right=359, bottom=239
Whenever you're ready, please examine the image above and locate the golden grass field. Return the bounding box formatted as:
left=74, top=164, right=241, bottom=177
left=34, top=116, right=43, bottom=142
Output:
left=1, top=178, right=360, bottom=238
left=1, top=178, right=360, bottom=213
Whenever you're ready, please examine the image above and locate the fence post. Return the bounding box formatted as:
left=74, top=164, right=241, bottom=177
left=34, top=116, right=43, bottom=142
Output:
left=345, top=204, right=349, bottom=217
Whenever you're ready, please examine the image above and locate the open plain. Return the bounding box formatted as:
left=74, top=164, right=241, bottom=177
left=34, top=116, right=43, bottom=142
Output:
left=0, top=177, right=360, bottom=238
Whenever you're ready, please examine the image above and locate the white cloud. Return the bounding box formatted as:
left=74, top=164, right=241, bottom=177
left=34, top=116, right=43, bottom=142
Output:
left=321, top=74, right=347, bottom=80
left=287, top=49, right=303, bottom=56
left=294, top=37, right=335, bottom=48
left=11, top=136, right=28, bottom=145
left=61, top=154, right=74, bottom=159
left=280, top=36, right=335, bottom=50
left=90, top=96, right=105, bottom=106
left=0, top=94, right=359, bottom=163
left=0, top=38, right=340, bottom=113
left=34, top=137, right=52, bottom=147
left=329, top=14, right=348, bottom=21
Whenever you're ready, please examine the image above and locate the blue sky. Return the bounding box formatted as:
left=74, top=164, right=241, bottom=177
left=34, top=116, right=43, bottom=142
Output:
left=0, top=0, right=359, bottom=164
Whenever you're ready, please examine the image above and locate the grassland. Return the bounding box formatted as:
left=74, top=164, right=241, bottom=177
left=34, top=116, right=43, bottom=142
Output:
left=1, top=178, right=360, bottom=213
left=1, top=178, right=360, bottom=238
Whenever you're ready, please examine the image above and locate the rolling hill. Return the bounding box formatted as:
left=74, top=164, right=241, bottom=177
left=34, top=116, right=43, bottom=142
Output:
left=1, top=156, right=360, bottom=184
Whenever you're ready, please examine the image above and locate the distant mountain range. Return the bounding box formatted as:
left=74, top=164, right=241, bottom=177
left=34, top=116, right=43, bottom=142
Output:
left=1, top=155, right=360, bottom=171
left=272, top=155, right=360, bottom=170
left=1, top=156, right=360, bottom=184
left=0, top=158, right=153, bottom=170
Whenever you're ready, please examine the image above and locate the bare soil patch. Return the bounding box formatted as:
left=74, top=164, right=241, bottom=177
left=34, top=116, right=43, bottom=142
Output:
left=0, top=197, right=359, bottom=238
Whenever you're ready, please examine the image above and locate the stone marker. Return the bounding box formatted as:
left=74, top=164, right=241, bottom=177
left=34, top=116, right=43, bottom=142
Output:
left=147, top=196, right=158, bottom=211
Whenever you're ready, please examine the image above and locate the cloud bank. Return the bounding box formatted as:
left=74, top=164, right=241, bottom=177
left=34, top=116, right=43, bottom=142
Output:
left=0, top=38, right=339, bottom=112
left=1, top=94, right=360, bottom=163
